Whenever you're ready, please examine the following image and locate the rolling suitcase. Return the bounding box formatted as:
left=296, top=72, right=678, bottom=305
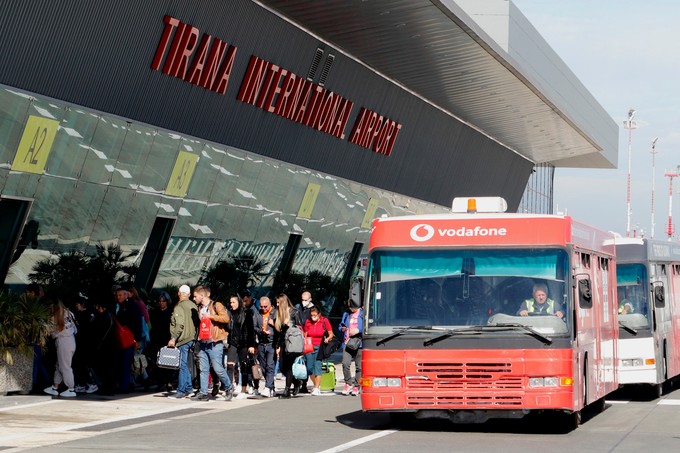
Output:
left=320, top=362, right=336, bottom=392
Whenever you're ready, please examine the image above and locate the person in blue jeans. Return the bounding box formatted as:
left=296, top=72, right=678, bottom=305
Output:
left=191, top=286, right=233, bottom=401
left=168, top=285, right=198, bottom=398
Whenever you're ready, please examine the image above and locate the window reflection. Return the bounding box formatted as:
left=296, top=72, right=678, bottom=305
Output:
left=1, top=85, right=450, bottom=289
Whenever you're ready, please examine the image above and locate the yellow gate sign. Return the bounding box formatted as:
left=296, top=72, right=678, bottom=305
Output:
left=11, top=115, right=60, bottom=174
left=298, top=183, right=320, bottom=218
left=361, top=198, right=379, bottom=229
left=166, top=151, right=199, bottom=197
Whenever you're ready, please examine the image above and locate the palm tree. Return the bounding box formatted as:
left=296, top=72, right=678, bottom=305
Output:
left=199, top=253, right=269, bottom=300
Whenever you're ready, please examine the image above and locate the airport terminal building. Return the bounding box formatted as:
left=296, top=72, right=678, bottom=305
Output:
left=0, top=1, right=617, bottom=293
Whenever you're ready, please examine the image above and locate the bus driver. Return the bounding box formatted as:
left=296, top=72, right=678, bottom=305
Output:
left=518, top=283, right=564, bottom=319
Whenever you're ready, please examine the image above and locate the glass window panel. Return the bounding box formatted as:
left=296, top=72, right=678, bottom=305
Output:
left=143, top=130, right=183, bottom=194
left=48, top=107, right=98, bottom=179
left=110, top=123, right=154, bottom=189
left=80, top=115, right=130, bottom=185
left=182, top=141, right=213, bottom=201
left=118, top=191, right=166, bottom=250
left=29, top=176, right=83, bottom=254
left=88, top=186, right=136, bottom=244
left=0, top=87, right=32, bottom=166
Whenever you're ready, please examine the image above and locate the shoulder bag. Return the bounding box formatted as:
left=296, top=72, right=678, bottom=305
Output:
left=114, top=317, right=135, bottom=350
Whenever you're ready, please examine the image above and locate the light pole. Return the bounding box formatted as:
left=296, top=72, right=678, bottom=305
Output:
left=623, top=109, right=638, bottom=237
left=650, top=138, right=659, bottom=239
left=665, top=166, right=679, bottom=241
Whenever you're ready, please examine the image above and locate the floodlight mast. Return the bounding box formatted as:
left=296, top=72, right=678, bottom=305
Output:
left=650, top=138, right=659, bottom=239
left=665, top=166, right=679, bottom=241
left=623, top=109, right=638, bottom=237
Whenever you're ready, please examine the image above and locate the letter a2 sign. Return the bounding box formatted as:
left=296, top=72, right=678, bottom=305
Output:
left=11, top=115, right=60, bottom=174
left=166, top=151, right=199, bottom=197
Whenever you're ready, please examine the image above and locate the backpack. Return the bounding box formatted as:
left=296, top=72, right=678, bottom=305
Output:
left=284, top=325, right=304, bottom=353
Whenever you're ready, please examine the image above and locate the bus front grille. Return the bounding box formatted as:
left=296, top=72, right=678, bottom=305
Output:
left=405, top=361, right=523, bottom=394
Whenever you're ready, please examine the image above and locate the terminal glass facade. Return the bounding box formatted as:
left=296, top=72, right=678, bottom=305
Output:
left=0, top=86, right=449, bottom=289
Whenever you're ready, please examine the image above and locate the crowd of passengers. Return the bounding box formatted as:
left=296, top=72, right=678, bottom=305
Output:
left=26, top=282, right=363, bottom=400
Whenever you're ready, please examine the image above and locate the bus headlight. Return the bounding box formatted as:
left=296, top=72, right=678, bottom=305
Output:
left=365, top=377, right=402, bottom=387
left=529, top=377, right=560, bottom=387
left=621, top=359, right=645, bottom=367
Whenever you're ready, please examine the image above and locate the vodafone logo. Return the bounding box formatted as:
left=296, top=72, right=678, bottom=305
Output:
left=410, top=224, right=435, bottom=242
left=408, top=223, right=508, bottom=242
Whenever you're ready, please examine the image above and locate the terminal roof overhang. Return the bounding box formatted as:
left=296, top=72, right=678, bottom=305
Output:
left=258, top=0, right=618, bottom=169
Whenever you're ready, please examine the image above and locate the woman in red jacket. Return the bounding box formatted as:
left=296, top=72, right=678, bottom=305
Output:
left=302, top=306, right=334, bottom=396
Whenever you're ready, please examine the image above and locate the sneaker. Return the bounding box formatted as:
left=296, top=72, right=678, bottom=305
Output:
left=44, top=386, right=59, bottom=396
left=86, top=384, right=99, bottom=394
left=311, top=387, right=321, bottom=396
left=261, top=388, right=273, bottom=398
left=252, top=388, right=260, bottom=397
left=350, top=386, right=360, bottom=396
left=60, top=389, right=77, bottom=398
left=299, top=385, right=310, bottom=394
left=235, top=392, right=248, bottom=400
left=173, top=392, right=189, bottom=399
left=211, top=382, right=220, bottom=397
left=341, top=384, right=351, bottom=396
left=224, top=387, right=234, bottom=402
left=246, top=387, right=254, bottom=395
left=190, top=393, right=210, bottom=401
left=74, top=385, right=87, bottom=393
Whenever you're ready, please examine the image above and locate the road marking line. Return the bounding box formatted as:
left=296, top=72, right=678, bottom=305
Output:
left=605, top=400, right=629, bottom=404
left=658, top=399, right=680, bottom=405
left=317, top=430, right=398, bottom=453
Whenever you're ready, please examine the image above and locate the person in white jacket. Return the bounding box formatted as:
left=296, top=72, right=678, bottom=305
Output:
left=44, top=299, right=78, bottom=397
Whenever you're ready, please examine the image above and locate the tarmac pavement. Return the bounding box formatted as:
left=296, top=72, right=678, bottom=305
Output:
left=0, top=352, right=347, bottom=452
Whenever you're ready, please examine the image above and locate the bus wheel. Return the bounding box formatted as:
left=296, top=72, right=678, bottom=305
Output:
left=593, top=396, right=606, bottom=413
left=389, top=412, right=415, bottom=425
left=653, top=383, right=664, bottom=399
left=564, top=409, right=582, bottom=431
left=655, top=349, right=668, bottom=399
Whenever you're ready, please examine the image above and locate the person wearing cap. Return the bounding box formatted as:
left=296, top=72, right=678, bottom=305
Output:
left=339, top=297, right=363, bottom=396
left=168, top=284, right=199, bottom=398
left=114, top=285, right=143, bottom=393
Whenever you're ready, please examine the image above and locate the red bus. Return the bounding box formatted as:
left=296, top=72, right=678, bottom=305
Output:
left=358, top=200, right=618, bottom=428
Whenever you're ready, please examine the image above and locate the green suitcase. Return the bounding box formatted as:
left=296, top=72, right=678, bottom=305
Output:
left=320, top=362, right=336, bottom=392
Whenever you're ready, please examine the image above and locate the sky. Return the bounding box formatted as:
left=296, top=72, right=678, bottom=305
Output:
left=511, top=0, right=680, bottom=238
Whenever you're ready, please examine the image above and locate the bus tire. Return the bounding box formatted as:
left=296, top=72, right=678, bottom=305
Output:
left=657, top=346, right=669, bottom=398
left=389, top=412, right=415, bottom=425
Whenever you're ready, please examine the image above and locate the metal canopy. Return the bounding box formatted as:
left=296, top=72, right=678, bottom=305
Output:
left=257, top=0, right=618, bottom=169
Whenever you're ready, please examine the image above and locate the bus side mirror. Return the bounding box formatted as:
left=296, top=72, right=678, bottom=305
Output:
left=654, top=286, right=665, bottom=308
left=578, top=279, right=593, bottom=309
left=350, top=280, right=363, bottom=307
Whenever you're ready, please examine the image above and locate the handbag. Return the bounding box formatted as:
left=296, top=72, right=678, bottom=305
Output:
left=303, top=336, right=314, bottom=354
left=198, top=316, right=212, bottom=341
left=292, top=355, right=307, bottom=380
left=251, top=357, right=264, bottom=380
left=156, top=346, right=181, bottom=370
left=345, top=336, right=361, bottom=351
left=320, top=336, right=341, bottom=360
left=113, top=317, right=135, bottom=350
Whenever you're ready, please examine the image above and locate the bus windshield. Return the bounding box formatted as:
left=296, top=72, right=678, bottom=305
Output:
left=366, top=248, right=570, bottom=336
left=617, top=263, right=650, bottom=329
